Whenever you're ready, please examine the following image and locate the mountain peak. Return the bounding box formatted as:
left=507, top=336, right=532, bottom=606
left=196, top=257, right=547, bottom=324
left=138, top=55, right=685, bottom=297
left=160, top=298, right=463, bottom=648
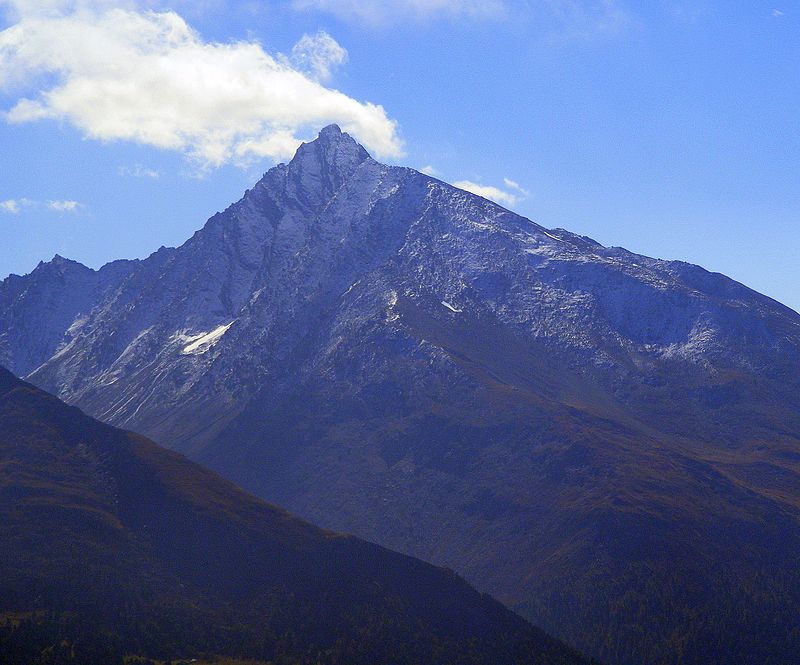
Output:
left=33, top=254, right=88, bottom=274
left=284, top=125, right=371, bottom=205
left=295, top=123, right=369, bottom=157
left=318, top=122, right=343, bottom=137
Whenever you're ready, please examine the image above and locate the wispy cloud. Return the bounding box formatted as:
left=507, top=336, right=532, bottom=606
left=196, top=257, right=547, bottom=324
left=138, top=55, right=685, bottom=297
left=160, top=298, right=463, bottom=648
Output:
left=772, top=9, right=785, bottom=17
left=503, top=177, right=530, bottom=197
left=118, top=164, right=161, bottom=179
left=292, top=0, right=507, bottom=24
left=0, top=2, right=402, bottom=168
left=293, top=0, right=629, bottom=39
left=47, top=199, right=80, bottom=212
left=0, top=199, right=21, bottom=214
left=290, top=31, right=348, bottom=82
left=0, top=197, right=82, bottom=214
left=419, top=165, right=440, bottom=176
left=538, top=0, right=631, bottom=41
left=452, top=178, right=528, bottom=207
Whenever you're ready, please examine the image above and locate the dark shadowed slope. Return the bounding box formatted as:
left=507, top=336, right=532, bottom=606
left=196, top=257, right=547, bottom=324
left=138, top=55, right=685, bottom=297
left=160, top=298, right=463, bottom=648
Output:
left=0, top=367, right=590, bottom=665
left=2, top=126, right=800, bottom=663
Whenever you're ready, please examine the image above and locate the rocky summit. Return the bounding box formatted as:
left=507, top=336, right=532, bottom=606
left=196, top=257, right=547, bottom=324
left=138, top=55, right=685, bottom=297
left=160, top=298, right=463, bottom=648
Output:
left=2, top=126, right=800, bottom=664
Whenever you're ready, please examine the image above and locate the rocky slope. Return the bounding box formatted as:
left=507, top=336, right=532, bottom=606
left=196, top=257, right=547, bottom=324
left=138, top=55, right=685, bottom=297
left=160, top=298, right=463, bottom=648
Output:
left=2, top=125, right=800, bottom=663
left=0, top=366, right=587, bottom=664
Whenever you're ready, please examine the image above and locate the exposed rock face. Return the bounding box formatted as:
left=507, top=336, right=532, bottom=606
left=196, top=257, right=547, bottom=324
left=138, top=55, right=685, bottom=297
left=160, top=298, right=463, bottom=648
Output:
left=2, top=125, right=800, bottom=664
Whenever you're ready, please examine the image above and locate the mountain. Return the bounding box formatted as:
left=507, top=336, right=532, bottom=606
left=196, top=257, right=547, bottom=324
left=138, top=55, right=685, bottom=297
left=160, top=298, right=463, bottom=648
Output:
left=2, top=125, right=800, bottom=664
left=0, top=366, right=590, bottom=665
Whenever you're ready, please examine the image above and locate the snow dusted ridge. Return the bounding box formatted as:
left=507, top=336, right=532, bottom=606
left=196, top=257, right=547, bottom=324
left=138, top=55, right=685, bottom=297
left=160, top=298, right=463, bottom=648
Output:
left=1, top=122, right=797, bottom=440
left=181, top=321, right=236, bottom=355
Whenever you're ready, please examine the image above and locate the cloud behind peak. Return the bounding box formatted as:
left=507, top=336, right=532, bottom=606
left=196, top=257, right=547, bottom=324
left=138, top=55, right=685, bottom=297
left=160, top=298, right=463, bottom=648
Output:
left=0, top=3, right=402, bottom=167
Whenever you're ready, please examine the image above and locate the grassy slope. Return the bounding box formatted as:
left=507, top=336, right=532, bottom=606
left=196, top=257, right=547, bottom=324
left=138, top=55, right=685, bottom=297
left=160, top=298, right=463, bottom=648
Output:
left=0, top=367, right=591, bottom=665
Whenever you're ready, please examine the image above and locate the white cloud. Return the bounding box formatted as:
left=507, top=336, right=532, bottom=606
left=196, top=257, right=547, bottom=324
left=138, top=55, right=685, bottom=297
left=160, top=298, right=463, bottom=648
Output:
left=503, top=177, right=530, bottom=196
left=48, top=199, right=80, bottom=211
left=419, top=164, right=440, bottom=176
left=118, top=163, right=160, bottom=179
left=452, top=178, right=528, bottom=207
left=290, top=30, right=347, bottom=82
left=0, top=3, right=402, bottom=168
left=452, top=180, right=518, bottom=207
left=0, top=197, right=36, bottom=213
left=0, top=199, right=20, bottom=213
left=292, top=0, right=507, bottom=24
left=0, top=197, right=82, bottom=213
left=772, top=9, right=785, bottom=17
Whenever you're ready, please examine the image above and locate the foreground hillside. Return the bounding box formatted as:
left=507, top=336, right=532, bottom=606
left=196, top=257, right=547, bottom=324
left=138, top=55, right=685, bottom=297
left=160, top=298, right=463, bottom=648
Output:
left=2, top=126, right=800, bottom=663
left=0, top=367, right=588, bottom=665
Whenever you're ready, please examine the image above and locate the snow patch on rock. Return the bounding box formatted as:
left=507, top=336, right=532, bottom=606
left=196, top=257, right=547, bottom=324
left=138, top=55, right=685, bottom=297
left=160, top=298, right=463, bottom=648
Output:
left=181, top=321, right=235, bottom=355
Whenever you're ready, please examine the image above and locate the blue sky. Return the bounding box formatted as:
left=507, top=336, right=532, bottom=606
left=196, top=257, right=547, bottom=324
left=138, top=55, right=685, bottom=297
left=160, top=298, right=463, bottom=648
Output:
left=1, top=1, right=798, bottom=310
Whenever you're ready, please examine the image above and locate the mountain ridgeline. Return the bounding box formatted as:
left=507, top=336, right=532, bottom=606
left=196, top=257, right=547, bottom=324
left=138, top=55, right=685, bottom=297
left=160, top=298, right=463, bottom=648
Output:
left=2, top=125, right=800, bottom=664
left=0, top=367, right=588, bottom=664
